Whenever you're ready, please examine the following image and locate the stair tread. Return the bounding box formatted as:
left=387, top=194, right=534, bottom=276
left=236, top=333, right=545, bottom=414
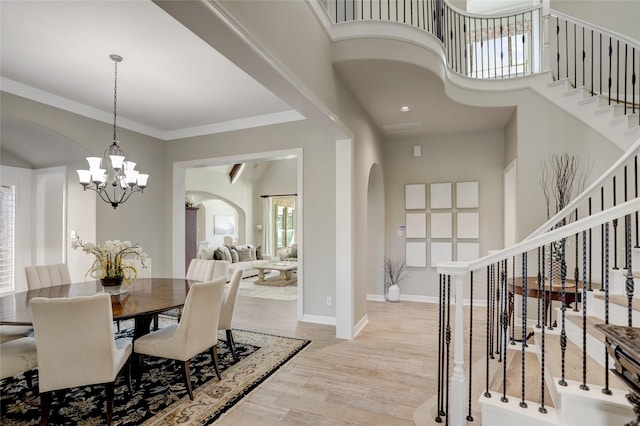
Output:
left=489, top=348, right=554, bottom=406
left=566, top=314, right=606, bottom=344
left=593, top=293, right=640, bottom=311
left=536, top=329, right=626, bottom=391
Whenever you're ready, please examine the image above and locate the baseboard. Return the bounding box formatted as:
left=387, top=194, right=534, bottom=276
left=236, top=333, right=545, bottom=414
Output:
left=301, top=314, right=336, bottom=326
left=353, top=314, right=368, bottom=338
left=367, top=293, right=488, bottom=306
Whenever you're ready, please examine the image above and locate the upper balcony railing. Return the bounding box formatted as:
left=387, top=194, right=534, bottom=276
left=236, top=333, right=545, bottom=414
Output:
left=323, top=0, right=543, bottom=79
left=321, top=0, right=639, bottom=124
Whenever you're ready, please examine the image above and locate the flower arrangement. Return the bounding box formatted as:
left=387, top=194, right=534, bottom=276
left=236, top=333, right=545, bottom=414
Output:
left=72, top=237, right=148, bottom=285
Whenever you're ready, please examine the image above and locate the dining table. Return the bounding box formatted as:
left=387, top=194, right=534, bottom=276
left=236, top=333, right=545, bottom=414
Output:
left=0, top=278, right=196, bottom=340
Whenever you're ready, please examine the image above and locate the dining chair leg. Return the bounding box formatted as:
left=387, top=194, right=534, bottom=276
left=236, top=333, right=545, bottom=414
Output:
left=105, top=382, right=115, bottom=426
left=125, top=356, right=133, bottom=394
left=136, top=354, right=145, bottom=383
left=210, top=345, right=222, bottom=380
left=24, top=369, right=34, bottom=389
left=225, top=330, right=238, bottom=362
left=40, top=391, right=52, bottom=426
left=181, top=360, right=194, bottom=400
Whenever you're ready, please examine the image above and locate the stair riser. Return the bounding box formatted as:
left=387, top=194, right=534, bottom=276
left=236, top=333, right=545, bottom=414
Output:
left=558, top=391, right=633, bottom=426
left=563, top=313, right=613, bottom=369
left=587, top=291, right=640, bottom=325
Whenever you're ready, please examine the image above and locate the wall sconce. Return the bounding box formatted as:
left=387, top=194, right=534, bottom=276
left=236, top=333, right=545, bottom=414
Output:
left=256, top=224, right=263, bottom=232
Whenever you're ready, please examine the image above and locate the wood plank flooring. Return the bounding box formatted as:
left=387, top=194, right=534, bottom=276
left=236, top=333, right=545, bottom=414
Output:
left=218, top=296, right=487, bottom=425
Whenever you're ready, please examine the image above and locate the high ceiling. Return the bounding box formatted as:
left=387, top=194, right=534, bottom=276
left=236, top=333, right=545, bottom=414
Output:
left=1, top=0, right=514, bottom=169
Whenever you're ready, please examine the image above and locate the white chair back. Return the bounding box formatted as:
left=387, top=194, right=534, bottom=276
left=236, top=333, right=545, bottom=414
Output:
left=186, top=259, right=216, bottom=281
left=219, top=269, right=242, bottom=330
left=169, top=277, right=225, bottom=360
left=30, top=293, right=130, bottom=392
left=25, top=263, right=71, bottom=290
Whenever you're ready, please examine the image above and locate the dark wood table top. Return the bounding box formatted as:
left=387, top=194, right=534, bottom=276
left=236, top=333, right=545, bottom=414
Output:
left=0, top=278, right=195, bottom=326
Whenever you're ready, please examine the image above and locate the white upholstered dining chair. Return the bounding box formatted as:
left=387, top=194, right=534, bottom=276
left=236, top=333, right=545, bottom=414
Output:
left=0, top=336, right=38, bottom=388
left=31, top=293, right=132, bottom=426
left=186, top=258, right=228, bottom=282
left=24, top=263, right=71, bottom=290
left=134, top=277, right=226, bottom=400
left=218, top=269, right=243, bottom=362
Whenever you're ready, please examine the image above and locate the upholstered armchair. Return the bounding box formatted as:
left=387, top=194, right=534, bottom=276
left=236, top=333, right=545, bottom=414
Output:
left=218, top=269, right=243, bottom=361
left=31, top=293, right=132, bottom=426
left=24, top=263, right=71, bottom=290
left=134, top=277, right=226, bottom=400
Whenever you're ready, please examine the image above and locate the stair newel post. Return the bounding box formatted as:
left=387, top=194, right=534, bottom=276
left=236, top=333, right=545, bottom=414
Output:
left=489, top=264, right=495, bottom=359
left=580, top=229, right=590, bottom=391
left=467, top=271, right=474, bottom=422
left=539, top=245, right=548, bottom=414
left=484, top=267, right=492, bottom=399
left=603, top=221, right=613, bottom=395
left=520, top=252, right=528, bottom=409
left=436, top=263, right=469, bottom=426
left=501, top=259, right=509, bottom=403
left=559, top=238, right=568, bottom=387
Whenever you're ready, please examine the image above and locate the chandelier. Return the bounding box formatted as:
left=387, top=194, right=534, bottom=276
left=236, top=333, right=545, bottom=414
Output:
left=76, top=54, right=148, bottom=209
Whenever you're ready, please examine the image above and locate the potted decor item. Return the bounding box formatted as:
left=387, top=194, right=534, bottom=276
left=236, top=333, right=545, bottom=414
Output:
left=385, top=257, right=409, bottom=302
left=73, top=237, right=148, bottom=294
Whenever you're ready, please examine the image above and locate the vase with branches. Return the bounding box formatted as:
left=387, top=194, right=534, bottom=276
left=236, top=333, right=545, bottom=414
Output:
left=384, top=257, right=409, bottom=302
left=540, top=152, right=591, bottom=282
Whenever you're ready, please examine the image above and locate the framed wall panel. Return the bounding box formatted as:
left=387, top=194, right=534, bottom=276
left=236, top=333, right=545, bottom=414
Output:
left=431, top=242, right=452, bottom=267
left=431, top=212, right=452, bottom=239
left=457, top=212, right=480, bottom=239
left=430, top=183, right=452, bottom=209
left=405, top=213, right=426, bottom=238
left=457, top=242, right=480, bottom=262
left=456, top=181, right=479, bottom=208
left=406, top=242, right=427, bottom=267
left=405, top=184, right=426, bottom=210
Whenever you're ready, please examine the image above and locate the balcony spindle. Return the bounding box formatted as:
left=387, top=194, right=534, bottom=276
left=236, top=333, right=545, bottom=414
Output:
left=603, top=222, right=612, bottom=395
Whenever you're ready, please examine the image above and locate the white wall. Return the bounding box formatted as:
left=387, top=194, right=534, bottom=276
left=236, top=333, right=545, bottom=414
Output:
left=551, top=0, right=640, bottom=41
left=384, top=130, right=505, bottom=300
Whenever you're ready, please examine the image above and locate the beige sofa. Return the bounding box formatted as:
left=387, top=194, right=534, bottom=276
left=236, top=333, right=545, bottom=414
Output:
left=198, top=242, right=272, bottom=281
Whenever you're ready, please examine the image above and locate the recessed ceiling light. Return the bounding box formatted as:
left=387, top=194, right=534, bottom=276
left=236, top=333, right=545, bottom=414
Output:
left=401, top=106, right=410, bottom=112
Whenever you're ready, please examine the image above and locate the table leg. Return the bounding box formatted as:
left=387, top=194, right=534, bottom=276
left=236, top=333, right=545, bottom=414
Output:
left=134, top=315, right=154, bottom=341
left=258, top=269, right=266, bottom=280
left=279, top=270, right=287, bottom=282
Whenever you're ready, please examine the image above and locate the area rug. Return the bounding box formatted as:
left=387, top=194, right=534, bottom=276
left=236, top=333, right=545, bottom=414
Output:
left=0, top=322, right=310, bottom=425
left=239, top=273, right=297, bottom=301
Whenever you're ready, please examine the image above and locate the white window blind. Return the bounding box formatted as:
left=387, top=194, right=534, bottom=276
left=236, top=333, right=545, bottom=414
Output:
left=0, top=185, right=15, bottom=292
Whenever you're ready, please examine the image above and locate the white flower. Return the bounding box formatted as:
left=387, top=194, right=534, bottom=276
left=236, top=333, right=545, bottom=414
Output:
left=73, top=236, right=148, bottom=284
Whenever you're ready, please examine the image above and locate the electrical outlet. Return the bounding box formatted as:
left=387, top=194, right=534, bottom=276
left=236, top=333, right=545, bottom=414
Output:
left=326, top=297, right=332, bottom=306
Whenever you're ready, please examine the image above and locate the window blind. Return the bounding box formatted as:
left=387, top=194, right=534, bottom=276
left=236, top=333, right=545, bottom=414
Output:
left=0, top=185, right=15, bottom=293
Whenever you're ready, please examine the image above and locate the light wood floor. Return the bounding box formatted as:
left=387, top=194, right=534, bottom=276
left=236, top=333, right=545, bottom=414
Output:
left=219, top=296, right=487, bottom=425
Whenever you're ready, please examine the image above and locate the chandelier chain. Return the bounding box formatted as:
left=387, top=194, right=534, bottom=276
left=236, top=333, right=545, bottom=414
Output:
left=113, top=59, right=118, bottom=142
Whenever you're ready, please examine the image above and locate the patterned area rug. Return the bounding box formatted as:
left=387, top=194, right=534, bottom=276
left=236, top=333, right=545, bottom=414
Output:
left=239, top=273, right=297, bottom=301
left=0, top=319, right=310, bottom=425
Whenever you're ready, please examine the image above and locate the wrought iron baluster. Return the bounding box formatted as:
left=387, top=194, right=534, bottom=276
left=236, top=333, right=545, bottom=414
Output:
left=537, top=248, right=542, bottom=328
left=436, top=273, right=444, bottom=423
left=580, top=229, right=590, bottom=391
left=497, top=261, right=502, bottom=359
left=520, top=252, right=528, bottom=408
left=467, top=271, right=474, bottom=422
left=511, top=256, right=516, bottom=345
left=601, top=186, right=606, bottom=292
left=613, top=175, right=619, bottom=269
left=626, top=213, right=634, bottom=327
left=539, top=245, right=548, bottom=414
left=501, top=259, right=509, bottom=403
left=445, top=275, right=451, bottom=425
left=603, top=222, right=612, bottom=395
left=485, top=267, right=492, bottom=399
left=589, top=198, right=593, bottom=291
left=559, top=239, right=568, bottom=387
left=635, top=156, right=639, bottom=248
left=574, top=208, right=580, bottom=312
